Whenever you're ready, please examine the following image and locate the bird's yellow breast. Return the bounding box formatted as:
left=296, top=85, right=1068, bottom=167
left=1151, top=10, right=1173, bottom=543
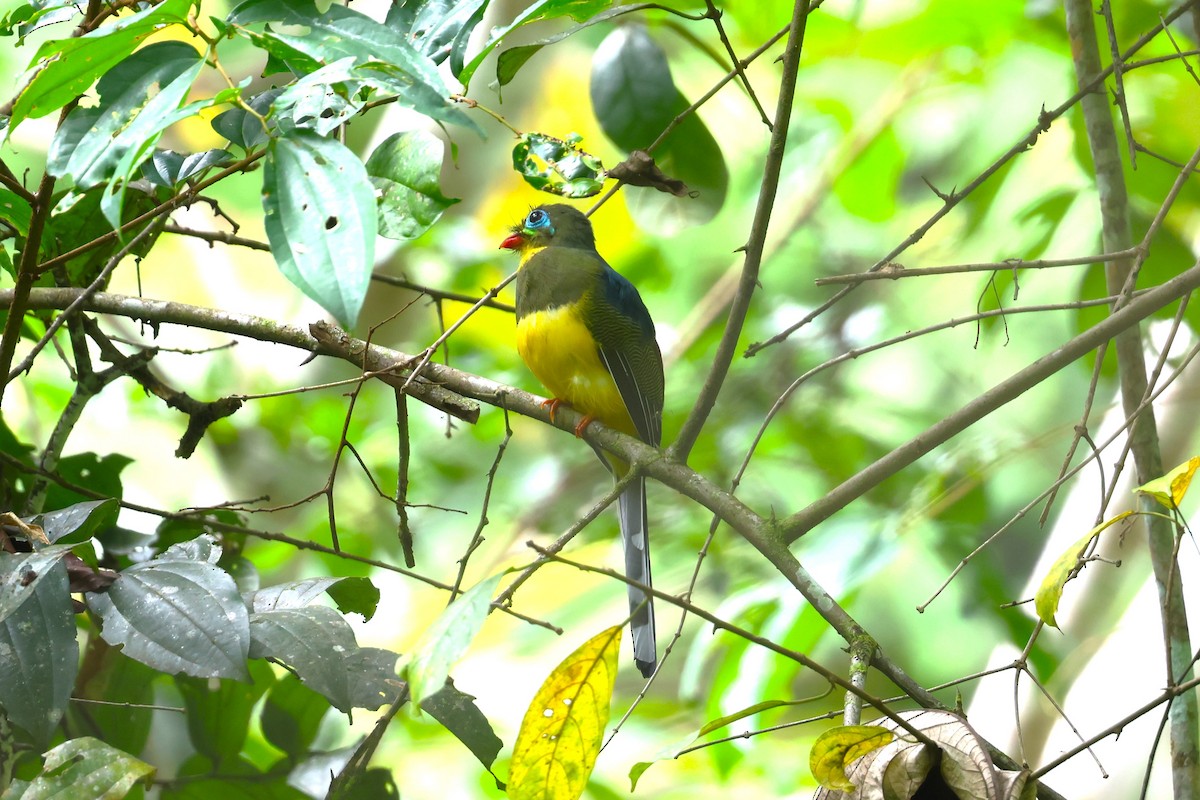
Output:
left=516, top=302, right=637, bottom=438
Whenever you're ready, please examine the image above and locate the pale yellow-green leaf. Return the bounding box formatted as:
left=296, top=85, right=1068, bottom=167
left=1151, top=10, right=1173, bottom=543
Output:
left=507, top=626, right=621, bottom=800
left=809, top=725, right=895, bottom=792
left=1136, top=456, right=1200, bottom=510
left=1033, top=510, right=1133, bottom=629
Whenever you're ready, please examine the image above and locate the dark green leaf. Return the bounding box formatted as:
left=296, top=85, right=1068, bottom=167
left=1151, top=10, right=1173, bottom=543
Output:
left=176, top=661, right=275, bottom=762
left=88, top=536, right=251, bottom=680
left=366, top=130, right=460, bottom=240
left=140, top=149, right=235, bottom=188
left=457, top=0, right=612, bottom=88
left=261, top=672, right=330, bottom=756
left=33, top=498, right=118, bottom=544
left=0, top=544, right=74, bottom=621
left=248, top=605, right=400, bottom=712
left=0, top=557, right=78, bottom=743
left=9, top=0, right=194, bottom=132
left=162, top=755, right=308, bottom=800
left=590, top=24, right=727, bottom=229
left=22, top=737, right=154, bottom=797
left=511, top=132, right=607, bottom=198
left=262, top=131, right=376, bottom=327
left=326, top=767, right=398, bottom=800
left=42, top=452, right=131, bottom=512
left=423, top=680, right=504, bottom=771
left=325, top=576, right=379, bottom=621
left=211, top=89, right=283, bottom=149
left=386, top=0, right=487, bottom=76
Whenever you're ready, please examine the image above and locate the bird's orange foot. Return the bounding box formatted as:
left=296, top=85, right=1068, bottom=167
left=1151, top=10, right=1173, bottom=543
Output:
left=541, top=397, right=568, bottom=423
left=573, top=415, right=596, bottom=438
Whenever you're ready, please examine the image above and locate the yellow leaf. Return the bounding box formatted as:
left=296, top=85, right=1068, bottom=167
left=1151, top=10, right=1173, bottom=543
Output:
left=507, top=626, right=621, bottom=800
left=1033, top=511, right=1133, bottom=628
left=1136, top=456, right=1200, bottom=510
left=810, top=725, right=895, bottom=792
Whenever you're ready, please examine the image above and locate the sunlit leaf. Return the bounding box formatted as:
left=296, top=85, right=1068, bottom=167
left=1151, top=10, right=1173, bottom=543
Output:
left=810, top=725, right=895, bottom=792
left=1135, top=456, right=1200, bottom=510
left=1033, top=510, right=1133, bottom=629
left=32, top=498, right=118, bottom=544
left=507, top=626, right=621, bottom=800
left=262, top=130, right=377, bottom=327
left=495, top=4, right=647, bottom=88
left=386, top=0, right=488, bottom=76
left=22, top=737, right=154, bottom=799
left=8, top=0, right=193, bottom=133
left=367, top=130, right=460, bottom=240
left=406, top=571, right=504, bottom=706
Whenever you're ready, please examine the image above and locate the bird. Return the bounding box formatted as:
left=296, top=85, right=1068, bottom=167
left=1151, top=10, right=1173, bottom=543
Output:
left=500, top=204, right=664, bottom=678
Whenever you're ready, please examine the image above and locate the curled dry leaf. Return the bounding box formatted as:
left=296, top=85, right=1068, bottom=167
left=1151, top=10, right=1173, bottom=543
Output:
left=812, top=709, right=1033, bottom=800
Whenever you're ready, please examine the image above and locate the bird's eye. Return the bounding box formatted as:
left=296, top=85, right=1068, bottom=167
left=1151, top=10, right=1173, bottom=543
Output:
left=526, top=209, right=549, bottom=228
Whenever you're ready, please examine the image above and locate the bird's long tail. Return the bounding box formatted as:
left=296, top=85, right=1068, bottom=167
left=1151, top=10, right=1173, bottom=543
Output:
left=618, top=474, right=656, bottom=677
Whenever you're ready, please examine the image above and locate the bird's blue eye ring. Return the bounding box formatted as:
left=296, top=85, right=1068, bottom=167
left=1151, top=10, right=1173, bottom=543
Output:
left=526, top=209, right=550, bottom=228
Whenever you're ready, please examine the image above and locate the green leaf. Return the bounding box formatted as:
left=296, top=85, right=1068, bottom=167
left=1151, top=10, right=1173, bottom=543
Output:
left=366, top=130, right=460, bottom=240
left=33, top=498, right=119, bottom=544
left=0, top=188, right=33, bottom=237
left=809, top=725, right=896, bottom=792
left=262, top=131, right=377, bottom=327
left=211, top=88, right=282, bottom=149
left=0, top=1, right=77, bottom=41
left=8, top=0, right=194, bottom=134
left=0, top=556, right=78, bottom=744
left=590, top=24, right=728, bottom=230
left=261, top=672, right=330, bottom=756
left=248, top=576, right=378, bottom=620
left=176, top=662, right=274, bottom=762
left=43, top=452, right=131, bottom=512
left=248, top=605, right=400, bottom=712
left=140, top=149, right=235, bottom=188
left=457, top=0, right=611, bottom=89
left=226, top=0, right=476, bottom=132
left=22, top=737, right=154, bottom=798
left=0, top=544, right=74, bottom=621
left=495, top=4, right=648, bottom=88
left=511, top=132, right=607, bottom=198
left=422, top=680, right=504, bottom=771
left=1034, top=510, right=1133, bottom=629
left=87, top=536, right=251, bottom=680
left=325, top=576, right=380, bottom=621
left=405, top=571, right=504, bottom=706
left=385, top=0, right=488, bottom=76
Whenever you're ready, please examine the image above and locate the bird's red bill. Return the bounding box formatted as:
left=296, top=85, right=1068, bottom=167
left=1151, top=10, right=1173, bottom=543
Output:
left=500, top=232, right=526, bottom=250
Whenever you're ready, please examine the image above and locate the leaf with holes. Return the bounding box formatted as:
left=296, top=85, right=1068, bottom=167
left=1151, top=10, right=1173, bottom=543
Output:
left=22, top=737, right=155, bottom=798
left=87, top=537, right=250, bottom=680
left=262, top=131, right=376, bottom=327
left=508, top=626, right=621, bottom=800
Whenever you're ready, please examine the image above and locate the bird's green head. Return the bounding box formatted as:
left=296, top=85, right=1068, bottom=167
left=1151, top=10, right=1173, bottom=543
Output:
left=499, top=204, right=595, bottom=253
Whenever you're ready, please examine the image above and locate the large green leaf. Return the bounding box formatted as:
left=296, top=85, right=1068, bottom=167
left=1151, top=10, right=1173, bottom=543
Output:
left=248, top=605, right=400, bottom=712
left=366, top=130, right=460, bottom=240
left=176, top=661, right=275, bottom=762
left=20, top=737, right=154, bottom=798
left=495, top=3, right=648, bottom=88
left=262, top=131, right=377, bottom=326
left=422, top=680, right=504, bottom=771
left=248, top=575, right=378, bottom=620
left=0, top=556, right=78, bottom=744
left=0, top=544, right=74, bottom=621
left=261, top=672, right=330, bottom=756
left=8, top=0, right=194, bottom=134
left=87, top=536, right=251, bottom=680
left=226, top=0, right=476, bottom=132
left=33, top=497, right=118, bottom=544
left=590, top=24, right=728, bottom=230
